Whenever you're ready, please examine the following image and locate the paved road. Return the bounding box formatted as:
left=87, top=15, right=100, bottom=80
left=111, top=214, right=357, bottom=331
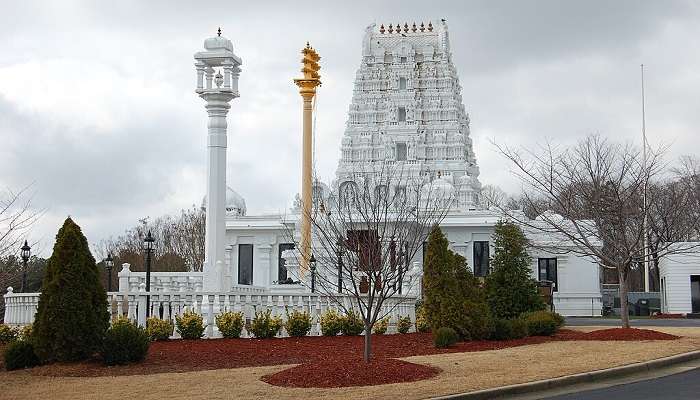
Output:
left=565, top=317, right=700, bottom=327
left=541, top=368, right=700, bottom=400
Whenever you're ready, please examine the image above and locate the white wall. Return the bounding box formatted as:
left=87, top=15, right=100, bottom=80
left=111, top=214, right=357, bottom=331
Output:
left=659, top=250, right=700, bottom=314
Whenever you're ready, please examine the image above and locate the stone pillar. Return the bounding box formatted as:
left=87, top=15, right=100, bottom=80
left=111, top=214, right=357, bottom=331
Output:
left=194, top=31, right=242, bottom=291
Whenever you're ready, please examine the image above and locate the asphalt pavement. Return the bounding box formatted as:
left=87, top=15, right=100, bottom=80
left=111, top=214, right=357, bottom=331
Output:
left=540, top=367, right=700, bottom=400
left=565, top=317, right=700, bottom=327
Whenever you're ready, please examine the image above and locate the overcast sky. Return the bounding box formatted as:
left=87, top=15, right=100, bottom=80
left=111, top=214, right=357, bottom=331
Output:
left=1, top=0, right=699, bottom=256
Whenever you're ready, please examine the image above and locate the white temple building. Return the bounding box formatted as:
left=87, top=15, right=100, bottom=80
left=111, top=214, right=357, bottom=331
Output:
left=210, top=21, right=602, bottom=316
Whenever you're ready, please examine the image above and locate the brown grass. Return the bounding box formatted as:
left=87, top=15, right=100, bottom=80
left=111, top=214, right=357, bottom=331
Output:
left=1, top=330, right=699, bottom=400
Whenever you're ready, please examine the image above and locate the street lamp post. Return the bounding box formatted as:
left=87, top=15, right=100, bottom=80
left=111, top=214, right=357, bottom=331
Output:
left=144, top=230, right=155, bottom=318
left=20, top=240, right=31, bottom=293
left=310, top=254, right=317, bottom=293
left=105, top=252, right=114, bottom=292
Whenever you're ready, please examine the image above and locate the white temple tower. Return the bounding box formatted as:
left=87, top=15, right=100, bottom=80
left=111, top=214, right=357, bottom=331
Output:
left=335, top=21, right=481, bottom=210
left=194, top=30, right=242, bottom=291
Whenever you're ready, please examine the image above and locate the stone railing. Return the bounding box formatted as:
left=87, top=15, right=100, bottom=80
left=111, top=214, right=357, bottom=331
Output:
left=118, top=263, right=205, bottom=292
left=3, top=287, right=418, bottom=338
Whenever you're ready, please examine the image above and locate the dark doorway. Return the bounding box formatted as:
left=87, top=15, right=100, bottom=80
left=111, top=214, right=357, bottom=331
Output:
left=691, top=275, right=700, bottom=313
left=238, top=244, right=253, bottom=285
left=278, top=243, right=295, bottom=282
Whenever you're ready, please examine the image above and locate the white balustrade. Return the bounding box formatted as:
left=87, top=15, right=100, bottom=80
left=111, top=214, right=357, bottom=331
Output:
left=3, top=286, right=417, bottom=339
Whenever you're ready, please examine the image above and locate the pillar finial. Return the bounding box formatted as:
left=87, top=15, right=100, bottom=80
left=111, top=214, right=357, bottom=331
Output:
left=217, top=27, right=222, bottom=37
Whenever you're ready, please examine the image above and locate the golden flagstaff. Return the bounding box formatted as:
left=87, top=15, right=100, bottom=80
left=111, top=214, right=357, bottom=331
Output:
left=294, top=42, right=321, bottom=275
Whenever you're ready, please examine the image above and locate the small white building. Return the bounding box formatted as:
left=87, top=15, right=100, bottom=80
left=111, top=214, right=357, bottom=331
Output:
left=659, top=244, right=700, bottom=315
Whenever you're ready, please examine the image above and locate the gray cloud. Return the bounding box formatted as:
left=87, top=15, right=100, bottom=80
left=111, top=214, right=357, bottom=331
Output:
left=1, top=0, right=699, bottom=255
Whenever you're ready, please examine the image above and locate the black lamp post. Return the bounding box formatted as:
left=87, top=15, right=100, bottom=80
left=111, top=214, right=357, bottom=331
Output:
left=105, top=252, right=114, bottom=292
left=144, top=230, right=155, bottom=318
left=310, top=253, right=317, bottom=293
left=20, top=240, right=31, bottom=293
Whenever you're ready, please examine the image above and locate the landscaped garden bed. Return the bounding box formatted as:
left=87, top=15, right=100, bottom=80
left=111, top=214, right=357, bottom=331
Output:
left=10, top=328, right=678, bottom=383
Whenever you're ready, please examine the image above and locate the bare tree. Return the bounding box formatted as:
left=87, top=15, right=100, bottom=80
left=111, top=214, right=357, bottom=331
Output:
left=95, top=206, right=205, bottom=274
left=287, top=164, right=451, bottom=362
left=494, top=135, right=700, bottom=328
left=0, top=185, right=42, bottom=258
left=480, top=184, right=510, bottom=209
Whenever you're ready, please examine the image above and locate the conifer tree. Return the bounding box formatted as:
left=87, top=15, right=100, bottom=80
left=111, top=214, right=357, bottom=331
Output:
left=485, top=221, right=545, bottom=319
left=423, top=226, right=493, bottom=339
left=33, top=217, right=110, bottom=362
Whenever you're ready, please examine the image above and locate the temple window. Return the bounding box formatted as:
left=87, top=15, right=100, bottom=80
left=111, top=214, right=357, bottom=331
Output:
left=399, top=77, right=407, bottom=90
left=398, top=107, right=406, bottom=122
left=396, top=142, right=407, bottom=161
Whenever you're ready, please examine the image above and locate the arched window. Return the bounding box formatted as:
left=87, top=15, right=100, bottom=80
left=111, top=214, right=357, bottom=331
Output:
left=398, top=107, right=406, bottom=122
left=339, top=181, right=358, bottom=208
left=399, top=77, right=407, bottom=90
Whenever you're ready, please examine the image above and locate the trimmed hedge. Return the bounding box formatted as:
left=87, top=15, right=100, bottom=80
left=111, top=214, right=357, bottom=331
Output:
left=216, top=311, right=245, bottom=338
left=433, top=327, right=459, bottom=348
left=101, top=317, right=149, bottom=365
left=4, top=340, right=39, bottom=370
left=146, top=317, right=173, bottom=341
left=397, top=316, right=412, bottom=334
left=510, top=318, right=529, bottom=339
left=522, top=310, right=560, bottom=336
left=373, top=317, right=389, bottom=335
left=492, top=319, right=514, bottom=341
left=0, top=324, right=18, bottom=344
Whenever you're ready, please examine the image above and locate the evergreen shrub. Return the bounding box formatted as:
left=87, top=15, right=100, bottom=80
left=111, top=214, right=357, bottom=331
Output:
left=285, top=309, right=312, bottom=337
left=0, top=324, right=18, bottom=344
left=101, top=317, right=149, bottom=365
left=433, top=327, right=459, bottom=348
left=32, top=218, right=110, bottom=362
left=341, top=310, right=364, bottom=336
left=397, top=316, right=412, bottom=334
left=175, top=310, right=205, bottom=339
left=250, top=309, right=282, bottom=339
left=215, top=311, right=245, bottom=338
left=19, top=324, right=32, bottom=341
left=492, top=319, right=514, bottom=341
left=522, top=311, right=559, bottom=336
left=485, top=222, right=545, bottom=319
left=319, top=309, right=343, bottom=336
left=373, top=317, right=389, bottom=334
left=511, top=318, right=529, bottom=339
left=146, top=317, right=173, bottom=341
left=415, top=307, right=430, bottom=333
left=4, top=340, right=39, bottom=370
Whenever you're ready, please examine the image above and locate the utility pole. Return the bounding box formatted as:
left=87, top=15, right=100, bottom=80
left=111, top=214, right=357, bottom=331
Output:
left=641, top=64, right=650, bottom=292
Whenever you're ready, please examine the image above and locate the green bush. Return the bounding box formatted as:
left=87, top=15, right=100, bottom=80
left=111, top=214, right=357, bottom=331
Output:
left=492, top=319, right=514, bottom=341
left=341, top=310, right=364, bottom=336
left=33, top=218, right=110, bottom=362
left=250, top=309, right=283, bottom=339
left=175, top=310, right=205, bottom=339
left=551, top=312, right=565, bottom=328
left=415, top=307, right=430, bottom=333
left=0, top=324, right=18, bottom=344
left=4, top=340, right=39, bottom=370
left=511, top=318, right=529, bottom=339
left=423, top=227, right=493, bottom=340
left=146, top=317, right=173, bottom=341
left=433, top=327, right=459, bottom=348
left=373, top=317, right=389, bottom=335
left=285, top=309, right=312, bottom=337
left=485, top=222, right=546, bottom=319
left=101, top=317, right=149, bottom=365
left=319, top=309, right=343, bottom=336
left=397, top=316, right=412, bottom=334
left=216, top=311, right=245, bottom=338
left=19, top=324, right=32, bottom=341
left=522, top=311, right=559, bottom=336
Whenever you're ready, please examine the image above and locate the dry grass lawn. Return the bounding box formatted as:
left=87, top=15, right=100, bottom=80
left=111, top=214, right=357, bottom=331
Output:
left=2, top=327, right=699, bottom=400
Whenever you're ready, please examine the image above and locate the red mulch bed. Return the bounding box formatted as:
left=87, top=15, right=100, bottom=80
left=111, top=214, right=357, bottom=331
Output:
left=20, top=328, right=679, bottom=382
left=652, top=313, right=685, bottom=319
left=262, top=358, right=441, bottom=388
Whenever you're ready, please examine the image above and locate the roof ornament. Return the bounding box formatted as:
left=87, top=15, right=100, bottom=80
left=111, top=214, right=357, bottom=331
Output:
left=217, top=27, right=222, bottom=37
left=380, top=24, right=385, bottom=34
left=403, top=23, right=409, bottom=33
left=419, top=22, right=425, bottom=32
left=428, top=22, right=433, bottom=32
left=412, top=22, right=417, bottom=32
left=388, top=24, right=393, bottom=33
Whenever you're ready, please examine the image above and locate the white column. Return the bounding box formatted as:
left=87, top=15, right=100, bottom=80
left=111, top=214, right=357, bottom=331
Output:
left=202, top=94, right=234, bottom=291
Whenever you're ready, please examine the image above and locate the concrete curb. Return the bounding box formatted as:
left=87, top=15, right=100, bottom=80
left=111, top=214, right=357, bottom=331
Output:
left=431, top=350, right=700, bottom=400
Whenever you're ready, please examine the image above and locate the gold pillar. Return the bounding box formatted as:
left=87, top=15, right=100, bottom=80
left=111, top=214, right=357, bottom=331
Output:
left=294, top=43, right=321, bottom=275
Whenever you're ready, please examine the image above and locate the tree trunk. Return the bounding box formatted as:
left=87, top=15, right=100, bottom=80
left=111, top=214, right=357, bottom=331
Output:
left=618, top=267, right=631, bottom=329
left=363, top=322, right=372, bottom=363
